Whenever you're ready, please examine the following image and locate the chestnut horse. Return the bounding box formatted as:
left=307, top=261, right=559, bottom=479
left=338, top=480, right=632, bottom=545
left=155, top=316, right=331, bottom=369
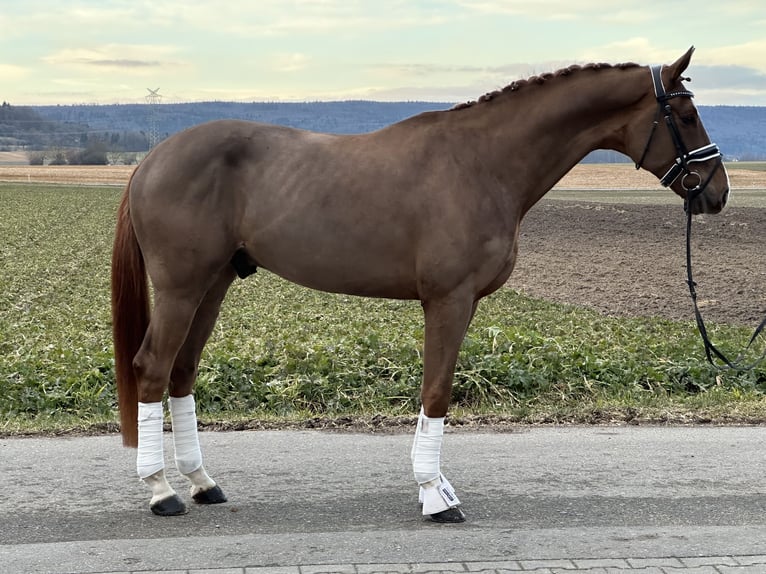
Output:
left=112, top=47, right=729, bottom=521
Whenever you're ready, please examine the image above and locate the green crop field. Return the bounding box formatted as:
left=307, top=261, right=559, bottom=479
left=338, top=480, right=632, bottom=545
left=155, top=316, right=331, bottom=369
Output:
left=1, top=182, right=765, bottom=435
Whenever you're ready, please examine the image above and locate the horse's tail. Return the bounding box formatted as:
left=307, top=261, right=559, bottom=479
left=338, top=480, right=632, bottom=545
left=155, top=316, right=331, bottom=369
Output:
left=111, top=176, right=149, bottom=448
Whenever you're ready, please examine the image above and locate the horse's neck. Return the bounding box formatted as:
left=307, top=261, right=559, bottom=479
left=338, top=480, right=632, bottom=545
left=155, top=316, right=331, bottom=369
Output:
left=462, top=67, right=645, bottom=212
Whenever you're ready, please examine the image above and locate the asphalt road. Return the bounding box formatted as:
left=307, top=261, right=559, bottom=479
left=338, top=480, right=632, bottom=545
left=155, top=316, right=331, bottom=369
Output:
left=2, top=426, right=766, bottom=573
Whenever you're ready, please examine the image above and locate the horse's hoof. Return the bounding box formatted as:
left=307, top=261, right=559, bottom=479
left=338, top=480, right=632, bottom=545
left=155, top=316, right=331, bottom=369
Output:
left=150, top=494, right=188, bottom=516
left=193, top=485, right=227, bottom=505
left=427, top=506, right=466, bottom=523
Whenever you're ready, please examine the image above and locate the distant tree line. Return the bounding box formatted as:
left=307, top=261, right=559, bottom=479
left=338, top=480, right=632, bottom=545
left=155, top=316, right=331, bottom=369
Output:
left=27, top=144, right=139, bottom=166
left=0, top=101, right=149, bottom=165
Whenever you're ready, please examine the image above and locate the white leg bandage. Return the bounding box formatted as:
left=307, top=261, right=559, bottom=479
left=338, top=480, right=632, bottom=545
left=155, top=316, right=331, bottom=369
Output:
left=411, top=407, right=460, bottom=515
left=411, top=407, right=443, bottom=484
left=137, top=401, right=165, bottom=479
left=169, top=394, right=203, bottom=476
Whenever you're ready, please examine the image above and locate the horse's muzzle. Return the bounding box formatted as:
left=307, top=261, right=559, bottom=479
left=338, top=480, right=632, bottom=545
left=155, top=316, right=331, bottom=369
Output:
left=688, top=185, right=729, bottom=215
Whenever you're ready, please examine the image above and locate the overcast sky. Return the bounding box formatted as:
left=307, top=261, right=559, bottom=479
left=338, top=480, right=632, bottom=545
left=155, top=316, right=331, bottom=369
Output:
left=2, top=0, right=765, bottom=106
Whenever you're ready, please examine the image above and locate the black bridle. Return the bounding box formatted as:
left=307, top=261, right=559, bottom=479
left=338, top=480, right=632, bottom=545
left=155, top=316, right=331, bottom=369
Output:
left=635, top=65, right=722, bottom=194
left=638, top=65, right=766, bottom=370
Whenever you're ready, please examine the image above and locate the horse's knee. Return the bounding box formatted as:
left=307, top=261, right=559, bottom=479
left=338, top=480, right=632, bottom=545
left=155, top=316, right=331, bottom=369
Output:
left=420, top=386, right=451, bottom=418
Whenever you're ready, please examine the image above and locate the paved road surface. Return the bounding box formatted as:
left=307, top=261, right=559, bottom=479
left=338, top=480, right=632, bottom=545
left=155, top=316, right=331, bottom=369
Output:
left=2, top=426, right=766, bottom=573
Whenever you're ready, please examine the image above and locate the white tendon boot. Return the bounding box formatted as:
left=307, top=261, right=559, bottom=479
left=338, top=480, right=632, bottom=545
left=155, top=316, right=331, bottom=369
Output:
left=411, top=407, right=463, bottom=521
left=168, top=394, right=226, bottom=505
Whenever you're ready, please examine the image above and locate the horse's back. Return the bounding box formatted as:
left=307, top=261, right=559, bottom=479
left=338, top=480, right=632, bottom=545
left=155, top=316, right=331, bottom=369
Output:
left=133, top=119, right=327, bottom=187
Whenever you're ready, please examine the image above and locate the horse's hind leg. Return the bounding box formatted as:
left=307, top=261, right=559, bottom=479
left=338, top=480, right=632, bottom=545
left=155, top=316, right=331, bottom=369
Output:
left=134, top=289, right=205, bottom=515
left=412, top=294, right=477, bottom=523
left=168, top=267, right=237, bottom=507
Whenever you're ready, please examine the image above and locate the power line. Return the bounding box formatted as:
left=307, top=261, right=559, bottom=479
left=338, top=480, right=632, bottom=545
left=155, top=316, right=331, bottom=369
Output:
left=145, top=88, right=162, bottom=148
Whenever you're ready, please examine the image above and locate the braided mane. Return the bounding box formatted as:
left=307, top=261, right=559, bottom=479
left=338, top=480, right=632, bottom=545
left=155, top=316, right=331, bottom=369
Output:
left=451, top=61, right=641, bottom=111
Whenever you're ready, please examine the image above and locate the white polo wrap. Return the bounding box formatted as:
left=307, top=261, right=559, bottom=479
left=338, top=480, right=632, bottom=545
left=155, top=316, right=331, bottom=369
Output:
left=137, top=401, right=165, bottom=479
left=169, top=394, right=203, bottom=476
left=411, top=407, right=460, bottom=515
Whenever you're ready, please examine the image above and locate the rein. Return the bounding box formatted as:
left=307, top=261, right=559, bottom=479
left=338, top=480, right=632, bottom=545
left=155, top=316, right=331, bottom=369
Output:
left=638, top=64, right=766, bottom=370
left=685, top=208, right=766, bottom=370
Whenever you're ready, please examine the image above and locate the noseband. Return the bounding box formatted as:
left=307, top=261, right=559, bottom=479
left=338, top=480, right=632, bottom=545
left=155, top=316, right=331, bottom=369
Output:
left=636, top=67, right=765, bottom=369
left=635, top=65, right=722, bottom=209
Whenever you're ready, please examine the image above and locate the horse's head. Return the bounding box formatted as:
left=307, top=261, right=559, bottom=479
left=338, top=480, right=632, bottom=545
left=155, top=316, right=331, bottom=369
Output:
left=628, top=47, right=729, bottom=214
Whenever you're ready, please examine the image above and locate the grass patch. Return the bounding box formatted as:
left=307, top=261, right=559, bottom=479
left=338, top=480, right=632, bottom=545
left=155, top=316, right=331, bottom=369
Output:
left=725, top=161, right=766, bottom=172
left=1, top=182, right=765, bottom=436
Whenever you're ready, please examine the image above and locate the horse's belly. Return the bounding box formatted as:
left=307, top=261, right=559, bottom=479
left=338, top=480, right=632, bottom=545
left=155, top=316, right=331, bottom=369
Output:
left=266, top=258, right=419, bottom=300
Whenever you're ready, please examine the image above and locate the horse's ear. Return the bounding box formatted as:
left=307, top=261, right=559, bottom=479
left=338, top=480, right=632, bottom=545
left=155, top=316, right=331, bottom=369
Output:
left=667, top=46, right=695, bottom=81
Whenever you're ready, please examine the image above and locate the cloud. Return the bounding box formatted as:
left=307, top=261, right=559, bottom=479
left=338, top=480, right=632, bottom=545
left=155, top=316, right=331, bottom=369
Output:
left=42, top=45, right=182, bottom=73
left=271, top=53, right=311, bottom=73
left=370, top=60, right=583, bottom=92
left=156, top=0, right=455, bottom=37
left=684, top=64, right=766, bottom=105
left=0, top=64, right=28, bottom=81
left=455, top=0, right=627, bottom=19
left=691, top=65, right=766, bottom=89
left=697, top=40, right=766, bottom=74
left=374, top=63, right=487, bottom=77
left=578, top=37, right=681, bottom=65
left=600, top=10, right=655, bottom=25
left=3, top=0, right=447, bottom=38
left=576, top=38, right=766, bottom=104
left=358, top=84, right=482, bottom=103
left=85, top=59, right=163, bottom=69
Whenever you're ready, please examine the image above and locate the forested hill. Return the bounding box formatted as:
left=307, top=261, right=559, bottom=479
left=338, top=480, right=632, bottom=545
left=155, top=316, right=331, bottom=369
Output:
left=33, top=100, right=448, bottom=140
left=696, top=106, right=766, bottom=161
left=17, top=101, right=766, bottom=161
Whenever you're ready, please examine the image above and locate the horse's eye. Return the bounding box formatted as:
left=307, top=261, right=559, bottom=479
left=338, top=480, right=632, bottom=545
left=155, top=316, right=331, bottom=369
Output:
left=680, top=114, right=697, bottom=126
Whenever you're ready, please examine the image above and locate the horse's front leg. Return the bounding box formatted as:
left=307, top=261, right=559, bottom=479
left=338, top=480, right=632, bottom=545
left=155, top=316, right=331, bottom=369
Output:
left=412, top=295, right=477, bottom=523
